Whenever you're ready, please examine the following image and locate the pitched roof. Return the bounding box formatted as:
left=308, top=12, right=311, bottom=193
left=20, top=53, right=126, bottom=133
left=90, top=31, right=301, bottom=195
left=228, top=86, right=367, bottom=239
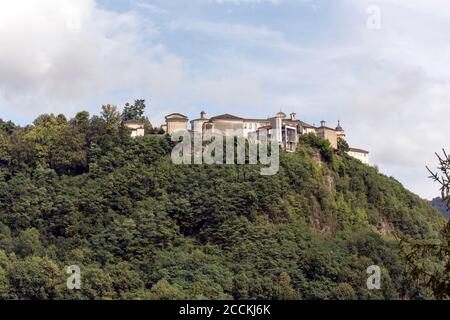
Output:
left=300, top=121, right=316, bottom=128
left=317, top=125, right=337, bottom=131
left=165, top=113, right=188, bottom=120
left=209, top=114, right=244, bottom=121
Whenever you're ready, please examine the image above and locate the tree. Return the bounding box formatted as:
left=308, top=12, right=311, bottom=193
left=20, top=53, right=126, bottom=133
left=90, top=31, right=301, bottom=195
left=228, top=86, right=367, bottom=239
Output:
left=0, top=266, right=10, bottom=299
left=33, top=114, right=59, bottom=128
left=13, top=228, right=42, bottom=258
left=7, top=256, right=63, bottom=300
left=80, top=266, right=114, bottom=300
left=56, top=114, right=68, bottom=125
left=0, top=119, right=16, bottom=135
left=147, top=279, right=186, bottom=300
left=108, top=262, right=144, bottom=299
left=299, top=133, right=334, bottom=163
left=403, top=150, right=450, bottom=299
left=71, top=111, right=90, bottom=132
left=337, top=138, right=350, bottom=155
left=101, top=105, right=122, bottom=129
left=273, top=272, right=300, bottom=300
left=49, top=126, right=87, bottom=175
left=122, top=99, right=147, bottom=121
left=332, top=283, right=357, bottom=300
left=0, top=131, right=11, bottom=166
left=428, top=150, right=450, bottom=206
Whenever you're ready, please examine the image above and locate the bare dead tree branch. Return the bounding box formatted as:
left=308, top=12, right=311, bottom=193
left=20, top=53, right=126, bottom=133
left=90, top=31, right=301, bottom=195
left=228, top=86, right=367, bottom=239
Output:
left=427, top=149, right=450, bottom=207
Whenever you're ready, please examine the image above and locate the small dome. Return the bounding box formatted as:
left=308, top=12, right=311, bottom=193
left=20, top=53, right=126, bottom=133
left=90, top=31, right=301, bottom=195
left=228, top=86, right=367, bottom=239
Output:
left=276, top=112, right=287, bottom=119
left=336, top=120, right=344, bottom=131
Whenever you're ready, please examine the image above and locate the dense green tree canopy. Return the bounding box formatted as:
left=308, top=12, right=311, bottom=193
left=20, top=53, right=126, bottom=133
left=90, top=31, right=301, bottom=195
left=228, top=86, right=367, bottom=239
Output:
left=0, top=107, right=444, bottom=300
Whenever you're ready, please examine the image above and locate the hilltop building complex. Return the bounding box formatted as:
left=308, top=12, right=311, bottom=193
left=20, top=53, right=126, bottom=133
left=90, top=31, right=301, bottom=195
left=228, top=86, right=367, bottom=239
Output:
left=160, top=111, right=370, bottom=164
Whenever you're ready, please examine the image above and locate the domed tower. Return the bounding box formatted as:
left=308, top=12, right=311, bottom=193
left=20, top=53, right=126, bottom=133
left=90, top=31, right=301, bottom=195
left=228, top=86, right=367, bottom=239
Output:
left=190, top=111, right=209, bottom=133
left=336, top=120, right=346, bottom=139
left=270, top=111, right=286, bottom=143
left=276, top=111, right=287, bottom=119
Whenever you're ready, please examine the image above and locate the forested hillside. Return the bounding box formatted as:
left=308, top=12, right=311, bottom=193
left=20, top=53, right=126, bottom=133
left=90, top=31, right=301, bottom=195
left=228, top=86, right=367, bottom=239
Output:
left=0, top=108, right=445, bottom=300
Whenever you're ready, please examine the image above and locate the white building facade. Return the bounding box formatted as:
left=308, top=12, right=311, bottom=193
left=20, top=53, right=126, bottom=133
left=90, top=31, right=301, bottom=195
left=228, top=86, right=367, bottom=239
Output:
left=347, top=148, right=370, bottom=164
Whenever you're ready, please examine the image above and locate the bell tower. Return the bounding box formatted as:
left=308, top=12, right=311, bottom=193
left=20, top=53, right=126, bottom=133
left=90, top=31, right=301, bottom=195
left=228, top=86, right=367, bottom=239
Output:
left=335, top=120, right=346, bottom=139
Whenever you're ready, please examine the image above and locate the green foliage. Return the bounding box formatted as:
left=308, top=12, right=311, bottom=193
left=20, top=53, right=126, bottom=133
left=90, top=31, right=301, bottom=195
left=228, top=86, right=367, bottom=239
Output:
left=7, top=256, right=63, bottom=300
left=147, top=279, right=186, bottom=300
left=101, top=105, right=122, bottom=129
left=299, top=133, right=334, bottom=163
left=13, top=228, right=42, bottom=258
left=0, top=107, right=444, bottom=300
left=0, top=267, right=9, bottom=299
left=122, top=99, right=147, bottom=121
left=337, top=138, right=350, bottom=154
left=0, top=119, right=16, bottom=135
left=332, top=283, right=357, bottom=300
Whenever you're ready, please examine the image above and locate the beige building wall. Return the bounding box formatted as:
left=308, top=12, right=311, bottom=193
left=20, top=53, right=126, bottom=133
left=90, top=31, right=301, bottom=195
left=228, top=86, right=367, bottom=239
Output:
left=337, top=131, right=346, bottom=140
left=165, top=114, right=189, bottom=135
left=167, top=120, right=188, bottom=134
left=124, top=121, right=145, bottom=138
left=209, top=120, right=244, bottom=135
left=316, top=128, right=338, bottom=149
left=243, top=120, right=270, bottom=137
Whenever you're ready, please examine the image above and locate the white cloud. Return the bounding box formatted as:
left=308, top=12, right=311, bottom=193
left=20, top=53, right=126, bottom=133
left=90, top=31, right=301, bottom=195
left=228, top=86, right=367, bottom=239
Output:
left=0, top=0, right=184, bottom=121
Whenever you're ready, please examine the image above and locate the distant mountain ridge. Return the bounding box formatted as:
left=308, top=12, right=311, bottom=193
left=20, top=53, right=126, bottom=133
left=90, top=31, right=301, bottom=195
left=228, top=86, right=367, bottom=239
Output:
left=432, top=197, right=450, bottom=219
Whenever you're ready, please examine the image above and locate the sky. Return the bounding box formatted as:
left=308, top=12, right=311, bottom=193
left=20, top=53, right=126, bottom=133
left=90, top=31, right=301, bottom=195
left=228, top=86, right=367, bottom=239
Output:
left=0, top=0, right=449, bottom=199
